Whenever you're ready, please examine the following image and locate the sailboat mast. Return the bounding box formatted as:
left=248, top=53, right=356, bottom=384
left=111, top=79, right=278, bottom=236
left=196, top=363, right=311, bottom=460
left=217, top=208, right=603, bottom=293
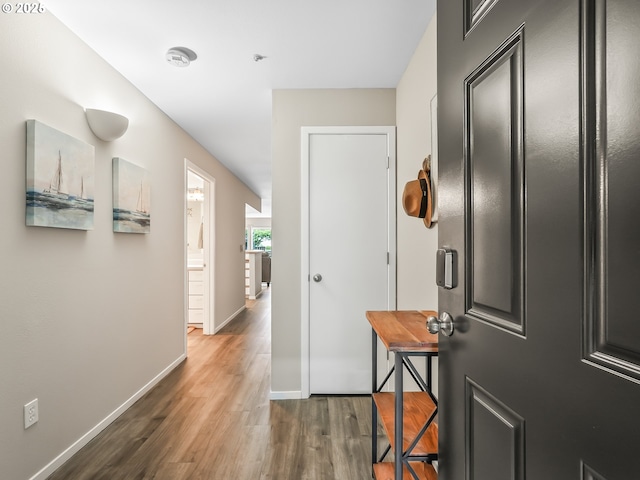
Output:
left=54, top=150, right=63, bottom=193
left=45, top=150, right=64, bottom=194
left=135, top=181, right=148, bottom=214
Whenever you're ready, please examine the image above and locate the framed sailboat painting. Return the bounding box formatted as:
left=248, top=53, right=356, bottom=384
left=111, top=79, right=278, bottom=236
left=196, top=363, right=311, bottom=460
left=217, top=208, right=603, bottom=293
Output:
left=112, top=157, right=151, bottom=234
left=26, top=120, right=95, bottom=230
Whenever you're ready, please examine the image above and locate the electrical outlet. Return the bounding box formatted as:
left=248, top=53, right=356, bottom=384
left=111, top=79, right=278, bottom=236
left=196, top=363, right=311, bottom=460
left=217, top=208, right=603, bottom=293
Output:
left=24, top=399, right=38, bottom=429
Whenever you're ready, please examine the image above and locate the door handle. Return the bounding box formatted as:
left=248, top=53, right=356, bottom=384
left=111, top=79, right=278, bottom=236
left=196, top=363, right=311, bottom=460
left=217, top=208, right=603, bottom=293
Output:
left=313, top=274, right=323, bottom=282
left=427, top=312, right=455, bottom=337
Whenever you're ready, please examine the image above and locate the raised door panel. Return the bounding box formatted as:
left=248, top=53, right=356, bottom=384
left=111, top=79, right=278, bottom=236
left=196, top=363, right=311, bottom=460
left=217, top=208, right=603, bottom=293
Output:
left=582, top=0, right=640, bottom=383
left=464, top=28, right=525, bottom=336
left=465, top=0, right=500, bottom=35
left=582, top=463, right=608, bottom=480
left=466, top=379, right=524, bottom=480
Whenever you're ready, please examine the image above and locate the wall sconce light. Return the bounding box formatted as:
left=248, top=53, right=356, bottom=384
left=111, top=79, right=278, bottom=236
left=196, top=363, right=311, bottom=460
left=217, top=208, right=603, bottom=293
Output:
left=85, top=108, right=129, bottom=141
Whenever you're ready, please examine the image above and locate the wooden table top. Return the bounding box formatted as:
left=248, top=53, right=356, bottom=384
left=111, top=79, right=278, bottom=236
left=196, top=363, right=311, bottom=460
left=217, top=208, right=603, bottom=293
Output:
left=366, top=310, right=439, bottom=352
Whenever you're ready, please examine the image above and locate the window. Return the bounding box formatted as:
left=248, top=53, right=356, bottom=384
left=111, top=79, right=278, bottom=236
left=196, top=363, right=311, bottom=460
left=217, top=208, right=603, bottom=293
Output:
left=250, top=227, right=271, bottom=252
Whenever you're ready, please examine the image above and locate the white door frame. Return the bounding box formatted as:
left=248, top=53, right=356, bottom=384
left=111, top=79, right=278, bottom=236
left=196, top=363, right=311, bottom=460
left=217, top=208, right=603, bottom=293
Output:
left=184, top=160, right=216, bottom=343
left=300, top=126, right=397, bottom=398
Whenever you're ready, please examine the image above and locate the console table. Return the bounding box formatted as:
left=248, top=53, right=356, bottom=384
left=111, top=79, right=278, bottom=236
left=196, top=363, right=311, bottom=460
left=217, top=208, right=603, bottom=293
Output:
left=367, top=310, right=439, bottom=480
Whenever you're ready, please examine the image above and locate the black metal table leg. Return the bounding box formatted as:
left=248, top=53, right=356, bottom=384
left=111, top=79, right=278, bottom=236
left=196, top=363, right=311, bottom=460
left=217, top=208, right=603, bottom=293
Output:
left=372, top=328, right=378, bottom=476
left=394, top=352, right=403, bottom=480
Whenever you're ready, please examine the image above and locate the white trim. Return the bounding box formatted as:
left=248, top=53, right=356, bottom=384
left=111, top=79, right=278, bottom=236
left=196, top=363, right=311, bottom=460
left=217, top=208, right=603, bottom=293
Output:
left=300, top=126, right=397, bottom=399
left=183, top=163, right=189, bottom=355
left=28, top=355, right=186, bottom=480
left=214, top=305, right=246, bottom=333
left=270, top=390, right=304, bottom=400
left=202, top=175, right=215, bottom=335
left=247, top=289, right=264, bottom=301
left=300, top=129, right=311, bottom=398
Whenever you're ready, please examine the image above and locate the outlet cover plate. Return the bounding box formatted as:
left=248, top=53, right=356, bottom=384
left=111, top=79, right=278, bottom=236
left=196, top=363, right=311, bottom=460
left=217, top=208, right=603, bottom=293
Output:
left=24, top=399, right=38, bottom=429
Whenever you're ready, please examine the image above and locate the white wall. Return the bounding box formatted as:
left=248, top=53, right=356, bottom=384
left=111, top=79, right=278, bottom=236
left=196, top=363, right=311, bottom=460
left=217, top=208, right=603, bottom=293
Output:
left=396, top=14, right=439, bottom=395
left=271, top=89, right=396, bottom=395
left=397, top=16, right=439, bottom=311
left=0, top=12, right=259, bottom=480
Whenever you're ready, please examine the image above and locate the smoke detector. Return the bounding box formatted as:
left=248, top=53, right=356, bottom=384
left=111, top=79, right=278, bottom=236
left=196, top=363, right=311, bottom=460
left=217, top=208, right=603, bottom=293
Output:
left=166, top=47, right=198, bottom=67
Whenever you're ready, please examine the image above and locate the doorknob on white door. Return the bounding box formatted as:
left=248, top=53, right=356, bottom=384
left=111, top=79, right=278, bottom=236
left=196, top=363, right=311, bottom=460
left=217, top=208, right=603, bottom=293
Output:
left=427, top=312, right=455, bottom=336
left=313, top=274, right=323, bottom=282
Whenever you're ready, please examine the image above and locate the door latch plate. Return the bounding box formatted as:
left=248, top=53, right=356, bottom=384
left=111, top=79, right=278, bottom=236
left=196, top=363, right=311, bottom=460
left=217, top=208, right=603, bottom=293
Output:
left=436, top=248, right=457, bottom=289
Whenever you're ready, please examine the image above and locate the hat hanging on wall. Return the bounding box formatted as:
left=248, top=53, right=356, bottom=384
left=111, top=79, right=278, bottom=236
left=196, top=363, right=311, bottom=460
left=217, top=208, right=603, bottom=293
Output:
left=402, top=155, right=433, bottom=228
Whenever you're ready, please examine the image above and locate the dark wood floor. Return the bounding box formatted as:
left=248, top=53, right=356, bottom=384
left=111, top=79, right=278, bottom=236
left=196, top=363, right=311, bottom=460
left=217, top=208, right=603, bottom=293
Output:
left=48, top=288, right=375, bottom=480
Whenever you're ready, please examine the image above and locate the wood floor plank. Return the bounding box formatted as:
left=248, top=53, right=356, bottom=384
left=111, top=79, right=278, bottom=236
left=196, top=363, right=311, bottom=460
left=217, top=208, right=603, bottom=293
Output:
left=48, top=288, right=383, bottom=480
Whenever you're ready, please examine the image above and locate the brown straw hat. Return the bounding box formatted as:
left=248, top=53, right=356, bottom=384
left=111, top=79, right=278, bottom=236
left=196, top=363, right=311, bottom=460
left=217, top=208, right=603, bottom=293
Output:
left=402, top=159, right=433, bottom=228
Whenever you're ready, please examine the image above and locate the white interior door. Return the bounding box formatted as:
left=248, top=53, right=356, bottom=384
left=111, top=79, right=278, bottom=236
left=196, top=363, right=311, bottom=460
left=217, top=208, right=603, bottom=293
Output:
left=200, top=175, right=213, bottom=334
left=304, top=127, right=396, bottom=395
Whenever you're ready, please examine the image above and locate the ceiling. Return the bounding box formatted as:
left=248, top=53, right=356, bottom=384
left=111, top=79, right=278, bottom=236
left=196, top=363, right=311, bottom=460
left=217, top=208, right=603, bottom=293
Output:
left=46, top=0, right=436, bottom=217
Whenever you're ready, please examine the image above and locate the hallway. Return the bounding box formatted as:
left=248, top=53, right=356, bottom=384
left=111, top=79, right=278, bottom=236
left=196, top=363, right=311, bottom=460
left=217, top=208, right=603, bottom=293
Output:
left=48, top=288, right=373, bottom=479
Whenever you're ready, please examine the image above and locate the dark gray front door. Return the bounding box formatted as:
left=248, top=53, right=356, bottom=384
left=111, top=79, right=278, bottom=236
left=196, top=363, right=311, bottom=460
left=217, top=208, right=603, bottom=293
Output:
left=437, top=0, right=640, bottom=478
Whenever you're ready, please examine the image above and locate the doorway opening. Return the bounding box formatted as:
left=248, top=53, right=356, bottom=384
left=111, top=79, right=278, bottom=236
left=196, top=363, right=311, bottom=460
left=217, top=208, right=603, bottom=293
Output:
left=245, top=207, right=272, bottom=300
left=185, top=161, right=215, bottom=341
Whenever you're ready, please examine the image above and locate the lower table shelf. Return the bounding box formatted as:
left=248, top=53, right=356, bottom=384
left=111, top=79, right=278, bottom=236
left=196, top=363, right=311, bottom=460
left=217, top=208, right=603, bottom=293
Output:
left=373, top=392, right=438, bottom=457
left=373, top=462, right=438, bottom=480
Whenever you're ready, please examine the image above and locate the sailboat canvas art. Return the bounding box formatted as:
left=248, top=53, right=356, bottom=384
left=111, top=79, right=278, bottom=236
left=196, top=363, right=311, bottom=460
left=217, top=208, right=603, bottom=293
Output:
left=112, top=158, right=151, bottom=233
left=26, top=120, right=95, bottom=230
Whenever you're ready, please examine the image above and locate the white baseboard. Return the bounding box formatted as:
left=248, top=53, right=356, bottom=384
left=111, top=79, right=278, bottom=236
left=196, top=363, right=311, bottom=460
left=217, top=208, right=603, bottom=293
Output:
left=214, top=305, right=246, bottom=333
left=29, top=354, right=187, bottom=480
left=270, top=390, right=304, bottom=400
left=248, top=288, right=263, bottom=300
